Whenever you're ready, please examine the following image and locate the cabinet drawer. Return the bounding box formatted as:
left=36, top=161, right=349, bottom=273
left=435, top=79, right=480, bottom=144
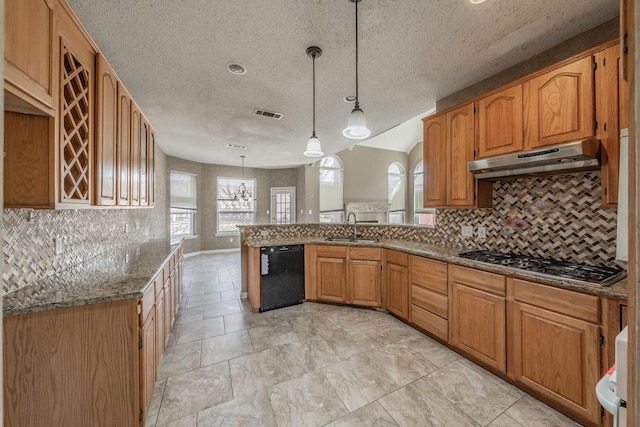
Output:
left=153, top=275, right=163, bottom=300
left=412, top=285, right=448, bottom=319
left=412, top=256, right=447, bottom=276
left=412, top=270, right=448, bottom=295
left=386, top=249, right=408, bottom=266
left=412, top=304, right=448, bottom=341
left=317, top=245, right=347, bottom=258
left=140, top=283, right=155, bottom=325
left=452, top=265, right=505, bottom=296
left=350, top=247, right=381, bottom=261
left=511, top=278, right=600, bottom=323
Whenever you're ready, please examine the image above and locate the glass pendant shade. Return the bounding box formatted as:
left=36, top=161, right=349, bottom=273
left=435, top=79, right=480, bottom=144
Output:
left=304, top=134, right=324, bottom=157
left=342, top=105, right=371, bottom=139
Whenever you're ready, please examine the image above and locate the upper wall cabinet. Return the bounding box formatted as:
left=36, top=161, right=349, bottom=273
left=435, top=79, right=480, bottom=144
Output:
left=523, top=56, right=595, bottom=149
left=95, top=55, right=118, bottom=206
left=476, top=84, right=523, bottom=158
left=117, top=84, right=133, bottom=206
left=5, top=0, right=56, bottom=114
left=131, top=101, right=142, bottom=206
left=423, top=115, right=447, bottom=207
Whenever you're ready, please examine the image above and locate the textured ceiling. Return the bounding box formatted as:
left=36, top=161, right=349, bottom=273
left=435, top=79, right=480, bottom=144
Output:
left=68, top=0, right=619, bottom=168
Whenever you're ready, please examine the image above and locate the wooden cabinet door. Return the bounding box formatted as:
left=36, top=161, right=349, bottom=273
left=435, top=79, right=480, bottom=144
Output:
left=595, top=44, right=621, bottom=207
left=523, top=56, right=595, bottom=149
left=140, top=312, right=156, bottom=422
left=95, top=55, right=118, bottom=206
left=423, top=114, right=447, bottom=207
left=349, top=259, right=382, bottom=307
left=130, top=101, right=141, bottom=206
left=450, top=283, right=506, bottom=372
left=58, top=7, right=95, bottom=206
left=446, top=103, right=476, bottom=207
left=5, top=0, right=56, bottom=111
left=386, top=261, right=409, bottom=319
left=117, top=85, right=132, bottom=205
left=155, top=288, right=165, bottom=367
left=317, top=256, right=347, bottom=303
left=164, top=279, right=172, bottom=346
left=477, top=85, right=523, bottom=158
left=510, top=302, right=600, bottom=424
left=140, top=118, right=149, bottom=206
left=149, top=129, right=156, bottom=206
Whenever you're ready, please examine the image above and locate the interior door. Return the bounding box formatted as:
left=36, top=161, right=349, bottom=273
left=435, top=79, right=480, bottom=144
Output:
left=270, top=187, right=296, bottom=224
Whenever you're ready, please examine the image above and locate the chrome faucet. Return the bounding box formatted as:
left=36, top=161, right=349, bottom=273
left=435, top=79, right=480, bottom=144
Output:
left=346, top=212, right=358, bottom=240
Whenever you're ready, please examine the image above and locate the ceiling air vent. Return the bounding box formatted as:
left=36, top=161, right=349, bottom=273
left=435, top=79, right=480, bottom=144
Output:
left=254, top=109, right=283, bottom=120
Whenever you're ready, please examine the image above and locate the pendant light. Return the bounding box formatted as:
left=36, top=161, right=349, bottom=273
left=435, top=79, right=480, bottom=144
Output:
left=304, top=46, right=324, bottom=157
left=342, top=0, right=371, bottom=140
left=233, top=155, right=253, bottom=201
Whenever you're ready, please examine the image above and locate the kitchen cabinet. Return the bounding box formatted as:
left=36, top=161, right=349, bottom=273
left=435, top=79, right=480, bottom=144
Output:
left=523, top=56, right=595, bottom=149
left=95, top=54, right=118, bottom=206
left=449, top=265, right=506, bottom=372
left=155, top=282, right=166, bottom=368
left=476, top=84, right=524, bottom=158
left=5, top=0, right=56, bottom=114
left=384, top=250, right=409, bottom=320
left=141, top=117, right=149, bottom=205
left=117, top=83, right=133, bottom=205
left=149, top=128, right=156, bottom=206
left=316, top=245, right=348, bottom=303
left=507, top=278, right=600, bottom=425
left=410, top=256, right=448, bottom=341
left=348, top=247, right=382, bottom=307
left=140, top=300, right=156, bottom=417
left=595, top=42, right=626, bottom=207
left=131, top=101, right=142, bottom=206
left=423, top=103, right=492, bottom=208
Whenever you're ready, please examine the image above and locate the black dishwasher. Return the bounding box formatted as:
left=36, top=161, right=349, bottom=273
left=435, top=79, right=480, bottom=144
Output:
left=259, top=244, right=305, bottom=312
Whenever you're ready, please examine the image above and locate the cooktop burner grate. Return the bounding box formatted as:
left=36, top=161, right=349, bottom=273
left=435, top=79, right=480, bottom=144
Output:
left=457, top=250, right=625, bottom=286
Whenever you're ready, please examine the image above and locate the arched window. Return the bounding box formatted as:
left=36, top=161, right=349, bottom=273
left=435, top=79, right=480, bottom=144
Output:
left=413, top=161, right=436, bottom=226
left=319, top=155, right=344, bottom=223
left=388, top=162, right=405, bottom=224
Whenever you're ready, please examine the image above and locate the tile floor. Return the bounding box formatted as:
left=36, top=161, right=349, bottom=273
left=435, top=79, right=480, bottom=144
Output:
left=145, top=252, right=583, bottom=427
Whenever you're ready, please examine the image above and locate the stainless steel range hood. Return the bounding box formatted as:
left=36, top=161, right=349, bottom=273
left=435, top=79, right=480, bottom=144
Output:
left=468, top=138, right=601, bottom=180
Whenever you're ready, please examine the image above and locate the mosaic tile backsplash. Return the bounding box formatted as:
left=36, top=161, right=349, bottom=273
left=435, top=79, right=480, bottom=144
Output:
left=242, top=172, right=621, bottom=268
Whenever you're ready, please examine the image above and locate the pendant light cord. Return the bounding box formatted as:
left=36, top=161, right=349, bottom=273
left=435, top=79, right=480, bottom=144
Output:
left=354, top=0, right=359, bottom=107
left=312, top=53, right=316, bottom=137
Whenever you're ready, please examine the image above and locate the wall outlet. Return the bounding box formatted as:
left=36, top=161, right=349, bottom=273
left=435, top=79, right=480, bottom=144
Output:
left=54, top=236, right=64, bottom=255
left=229, top=237, right=234, bottom=243
left=266, top=209, right=270, bottom=215
left=477, top=226, right=487, bottom=239
left=125, top=224, right=129, bottom=234
left=308, top=210, right=312, bottom=215
left=260, top=230, right=269, bottom=237
left=461, top=226, right=473, bottom=237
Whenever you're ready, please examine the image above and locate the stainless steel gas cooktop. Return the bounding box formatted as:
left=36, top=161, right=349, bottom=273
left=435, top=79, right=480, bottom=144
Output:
left=457, top=250, right=626, bottom=286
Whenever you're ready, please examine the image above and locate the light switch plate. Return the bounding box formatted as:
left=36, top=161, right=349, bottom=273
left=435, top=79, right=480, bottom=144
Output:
left=461, top=226, right=473, bottom=237
left=54, top=237, right=64, bottom=255
left=478, top=226, right=486, bottom=239
left=260, top=230, right=269, bottom=237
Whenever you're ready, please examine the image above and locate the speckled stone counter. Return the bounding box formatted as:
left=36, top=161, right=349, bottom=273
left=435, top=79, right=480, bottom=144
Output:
left=243, top=237, right=627, bottom=300
left=4, top=240, right=181, bottom=316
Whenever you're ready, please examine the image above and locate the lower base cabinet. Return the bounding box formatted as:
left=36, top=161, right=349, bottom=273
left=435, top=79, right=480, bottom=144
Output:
left=384, top=250, right=409, bottom=320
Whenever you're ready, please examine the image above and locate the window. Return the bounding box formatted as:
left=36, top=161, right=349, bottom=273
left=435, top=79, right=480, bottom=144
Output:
left=413, top=161, right=436, bottom=226
left=170, top=171, right=197, bottom=239
left=217, top=177, right=256, bottom=233
left=388, top=162, right=405, bottom=224
left=319, top=156, right=344, bottom=223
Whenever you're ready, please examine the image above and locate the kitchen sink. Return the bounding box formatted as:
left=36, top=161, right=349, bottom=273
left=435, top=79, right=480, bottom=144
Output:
left=325, top=237, right=379, bottom=244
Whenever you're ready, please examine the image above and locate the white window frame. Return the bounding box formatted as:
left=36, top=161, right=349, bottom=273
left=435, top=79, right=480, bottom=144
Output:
left=170, top=171, right=197, bottom=240
left=388, top=162, right=406, bottom=224
left=216, top=177, right=256, bottom=235
left=270, top=187, right=296, bottom=224
left=319, top=155, right=344, bottom=223
left=413, top=161, right=436, bottom=226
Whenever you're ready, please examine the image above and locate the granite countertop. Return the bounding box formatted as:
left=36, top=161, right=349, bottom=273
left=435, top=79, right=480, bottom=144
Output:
left=244, top=237, right=627, bottom=300
left=4, top=240, right=181, bottom=316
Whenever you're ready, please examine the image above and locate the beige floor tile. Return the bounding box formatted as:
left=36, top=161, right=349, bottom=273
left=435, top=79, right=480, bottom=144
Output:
left=268, top=371, right=348, bottom=427
left=248, top=321, right=299, bottom=352
left=357, top=316, right=419, bottom=345
left=325, top=402, right=398, bottom=427
left=175, top=317, right=225, bottom=345
left=322, top=354, right=397, bottom=412
left=144, top=378, right=166, bottom=427
left=196, top=390, right=277, bottom=427
left=325, top=306, right=387, bottom=326
left=220, top=289, right=242, bottom=301
left=204, top=281, right=236, bottom=293
left=157, top=413, right=197, bottom=427
left=174, top=306, right=204, bottom=325
left=364, top=340, right=437, bottom=386
left=157, top=341, right=202, bottom=379
left=203, top=300, right=242, bottom=318
left=487, top=413, right=524, bottom=427
left=156, top=362, right=232, bottom=425
left=321, top=326, right=380, bottom=359
left=184, top=292, right=222, bottom=308
left=412, top=360, right=521, bottom=425
left=379, top=383, right=480, bottom=427
left=287, top=313, right=340, bottom=338
left=400, top=334, right=461, bottom=368
left=223, top=311, right=269, bottom=333
left=201, top=330, right=254, bottom=366
left=505, top=396, right=583, bottom=427
left=182, top=286, right=204, bottom=297
left=229, top=347, right=292, bottom=398
left=279, top=335, right=341, bottom=377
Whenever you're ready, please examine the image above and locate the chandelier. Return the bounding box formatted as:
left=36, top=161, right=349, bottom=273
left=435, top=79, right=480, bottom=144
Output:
left=233, top=155, right=253, bottom=201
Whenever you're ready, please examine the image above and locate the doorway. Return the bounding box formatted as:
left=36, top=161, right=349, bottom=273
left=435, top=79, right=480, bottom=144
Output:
left=270, top=187, right=296, bottom=224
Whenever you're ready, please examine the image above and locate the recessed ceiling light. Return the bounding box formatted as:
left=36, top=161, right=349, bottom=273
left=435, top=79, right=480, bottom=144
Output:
left=226, top=144, right=247, bottom=149
left=343, top=95, right=357, bottom=103
left=469, top=0, right=486, bottom=4
left=227, top=63, right=246, bottom=75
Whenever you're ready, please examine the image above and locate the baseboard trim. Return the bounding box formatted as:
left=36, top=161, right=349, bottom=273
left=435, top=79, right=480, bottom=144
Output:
left=184, top=248, right=241, bottom=258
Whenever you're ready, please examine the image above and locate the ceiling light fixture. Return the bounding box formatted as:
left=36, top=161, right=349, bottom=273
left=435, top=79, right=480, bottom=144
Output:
left=343, top=0, right=371, bottom=140
left=233, top=155, right=253, bottom=201
left=304, top=46, right=324, bottom=157
left=469, top=0, right=487, bottom=4
left=228, top=63, right=247, bottom=75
